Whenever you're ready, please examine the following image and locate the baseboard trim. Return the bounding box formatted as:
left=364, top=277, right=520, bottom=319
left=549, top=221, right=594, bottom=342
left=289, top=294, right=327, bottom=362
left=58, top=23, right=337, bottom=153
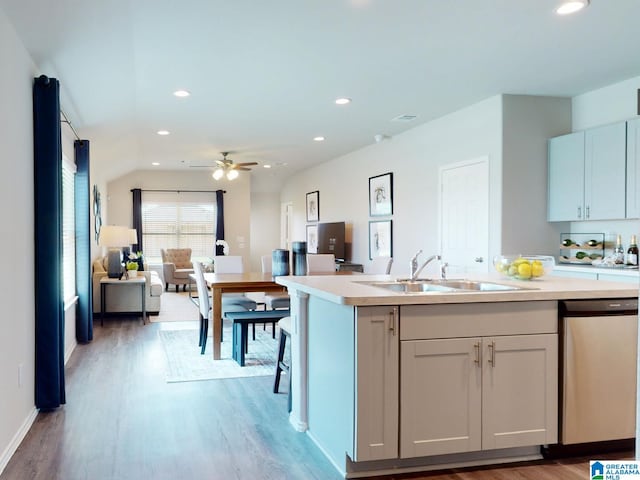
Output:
left=0, top=407, right=38, bottom=476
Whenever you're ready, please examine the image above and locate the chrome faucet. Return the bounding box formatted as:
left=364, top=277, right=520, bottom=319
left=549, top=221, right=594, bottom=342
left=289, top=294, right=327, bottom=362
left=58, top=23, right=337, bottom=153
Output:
left=409, top=250, right=441, bottom=281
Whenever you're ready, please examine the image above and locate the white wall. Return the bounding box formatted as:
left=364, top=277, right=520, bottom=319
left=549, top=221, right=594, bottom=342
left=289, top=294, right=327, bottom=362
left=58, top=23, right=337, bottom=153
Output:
left=501, top=95, right=572, bottom=256
left=106, top=170, right=252, bottom=265
left=570, top=75, right=640, bottom=248
left=281, top=96, right=503, bottom=276
left=0, top=8, right=39, bottom=473
left=249, top=192, right=281, bottom=272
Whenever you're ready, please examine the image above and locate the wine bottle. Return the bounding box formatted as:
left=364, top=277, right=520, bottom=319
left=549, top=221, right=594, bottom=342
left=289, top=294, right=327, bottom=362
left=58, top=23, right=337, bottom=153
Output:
left=614, top=234, right=625, bottom=264
left=627, top=235, right=638, bottom=266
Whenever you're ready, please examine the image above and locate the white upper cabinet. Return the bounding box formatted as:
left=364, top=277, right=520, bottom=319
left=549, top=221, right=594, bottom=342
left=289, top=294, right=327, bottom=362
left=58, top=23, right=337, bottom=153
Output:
left=627, top=118, right=640, bottom=219
left=548, top=131, right=584, bottom=221
left=584, top=122, right=627, bottom=220
left=548, top=121, right=627, bottom=221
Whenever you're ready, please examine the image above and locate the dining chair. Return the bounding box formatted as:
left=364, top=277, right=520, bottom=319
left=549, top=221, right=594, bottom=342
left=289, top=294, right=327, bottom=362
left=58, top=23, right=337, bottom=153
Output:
left=261, top=254, right=290, bottom=310
left=193, top=261, right=252, bottom=355
left=212, top=255, right=257, bottom=311
left=306, top=253, right=336, bottom=273
left=368, top=256, right=393, bottom=274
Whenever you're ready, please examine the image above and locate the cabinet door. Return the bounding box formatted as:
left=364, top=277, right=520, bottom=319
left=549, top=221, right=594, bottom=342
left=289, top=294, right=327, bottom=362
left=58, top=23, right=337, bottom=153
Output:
left=584, top=122, right=627, bottom=220
left=400, top=338, right=481, bottom=458
left=481, top=334, right=558, bottom=450
left=548, top=131, right=585, bottom=221
left=627, top=118, right=640, bottom=219
left=354, top=306, right=399, bottom=461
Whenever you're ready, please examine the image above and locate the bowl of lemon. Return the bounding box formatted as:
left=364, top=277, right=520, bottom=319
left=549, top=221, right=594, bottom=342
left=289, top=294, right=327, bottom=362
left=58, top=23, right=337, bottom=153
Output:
left=493, top=255, right=555, bottom=280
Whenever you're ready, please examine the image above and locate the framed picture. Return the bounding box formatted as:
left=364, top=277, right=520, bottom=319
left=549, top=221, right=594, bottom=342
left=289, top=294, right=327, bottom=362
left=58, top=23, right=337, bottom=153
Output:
left=369, top=220, right=392, bottom=259
left=306, top=190, right=319, bottom=222
left=369, top=172, right=393, bottom=216
left=306, top=224, right=318, bottom=254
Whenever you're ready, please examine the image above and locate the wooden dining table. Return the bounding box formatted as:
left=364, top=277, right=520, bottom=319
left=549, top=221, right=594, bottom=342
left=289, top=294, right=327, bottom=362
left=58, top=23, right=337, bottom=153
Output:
left=203, top=272, right=288, bottom=360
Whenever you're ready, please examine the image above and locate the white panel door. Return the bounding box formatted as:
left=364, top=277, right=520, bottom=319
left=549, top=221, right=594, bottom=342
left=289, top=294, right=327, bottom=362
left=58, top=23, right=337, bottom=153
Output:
left=439, top=157, right=489, bottom=274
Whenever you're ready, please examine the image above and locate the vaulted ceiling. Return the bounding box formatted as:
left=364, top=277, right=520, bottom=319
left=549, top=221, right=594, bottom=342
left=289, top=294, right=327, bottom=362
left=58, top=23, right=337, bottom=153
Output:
left=2, top=0, right=639, bottom=191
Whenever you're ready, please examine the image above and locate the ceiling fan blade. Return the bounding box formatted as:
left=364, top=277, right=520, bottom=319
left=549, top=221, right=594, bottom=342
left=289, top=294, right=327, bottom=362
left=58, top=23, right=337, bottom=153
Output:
left=235, top=162, right=258, bottom=167
left=236, top=167, right=252, bottom=171
left=215, top=160, right=226, bottom=167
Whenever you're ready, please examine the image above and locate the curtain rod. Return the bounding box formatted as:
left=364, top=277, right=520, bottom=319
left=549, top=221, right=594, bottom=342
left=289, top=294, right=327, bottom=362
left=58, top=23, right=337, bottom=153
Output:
left=60, top=109, right=80, bottom=141
left=132, top=189, right=226, bottom=193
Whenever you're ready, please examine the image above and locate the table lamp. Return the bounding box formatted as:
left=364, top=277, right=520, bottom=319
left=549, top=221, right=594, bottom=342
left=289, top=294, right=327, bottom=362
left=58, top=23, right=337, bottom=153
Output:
left=99, top=225, right=130, bottom=278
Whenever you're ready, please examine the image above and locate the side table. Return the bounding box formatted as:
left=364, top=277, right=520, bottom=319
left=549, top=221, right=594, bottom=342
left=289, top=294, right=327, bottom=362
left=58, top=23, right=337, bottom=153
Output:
left=100, top=276, right=147, bottom=326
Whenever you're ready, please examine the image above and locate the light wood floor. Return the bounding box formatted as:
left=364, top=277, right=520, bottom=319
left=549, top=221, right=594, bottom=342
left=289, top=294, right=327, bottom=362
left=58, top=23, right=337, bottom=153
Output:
left=1, top=293, right=633, bottom=480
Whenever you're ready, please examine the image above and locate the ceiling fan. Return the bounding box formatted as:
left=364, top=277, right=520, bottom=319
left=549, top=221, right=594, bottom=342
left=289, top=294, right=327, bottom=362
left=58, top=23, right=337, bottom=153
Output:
left=211, top=152, right=258, bottom=180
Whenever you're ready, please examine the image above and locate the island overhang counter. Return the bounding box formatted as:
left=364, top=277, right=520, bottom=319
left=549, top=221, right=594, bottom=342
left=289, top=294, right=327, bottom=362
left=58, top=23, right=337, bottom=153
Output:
left=275, top=273, right=638, bottom=478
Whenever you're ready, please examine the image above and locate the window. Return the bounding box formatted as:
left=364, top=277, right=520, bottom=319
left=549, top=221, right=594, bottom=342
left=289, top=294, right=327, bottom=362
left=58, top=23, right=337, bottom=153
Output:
left=62, top=155, right=76, bottom=303
left=141, top=191, right=217, bottom=263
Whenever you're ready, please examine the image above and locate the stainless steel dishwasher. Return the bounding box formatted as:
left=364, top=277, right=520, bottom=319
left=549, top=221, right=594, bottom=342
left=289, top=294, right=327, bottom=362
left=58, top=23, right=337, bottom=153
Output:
left=560, top=298, right=638, bottom=445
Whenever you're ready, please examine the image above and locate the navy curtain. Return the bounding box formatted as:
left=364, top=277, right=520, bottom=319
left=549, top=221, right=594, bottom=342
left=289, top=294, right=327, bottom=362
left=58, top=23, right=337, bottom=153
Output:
left=215, top=189, right=225, bottom=255
left=75, top=140, right=93, bottom=343
left=132, top=188, right=142, bottom=251
left=33, top=75, right=65, bottom=409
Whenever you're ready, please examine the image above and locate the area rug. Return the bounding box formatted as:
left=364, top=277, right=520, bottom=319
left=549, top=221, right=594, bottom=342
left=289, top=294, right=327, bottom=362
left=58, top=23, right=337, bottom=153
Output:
left=158, top=324, right=281, bottom=382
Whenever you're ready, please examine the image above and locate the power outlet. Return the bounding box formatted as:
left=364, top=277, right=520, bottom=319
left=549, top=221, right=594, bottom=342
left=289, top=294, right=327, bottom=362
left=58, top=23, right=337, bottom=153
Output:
left=18, top=363, right=23, bottom=387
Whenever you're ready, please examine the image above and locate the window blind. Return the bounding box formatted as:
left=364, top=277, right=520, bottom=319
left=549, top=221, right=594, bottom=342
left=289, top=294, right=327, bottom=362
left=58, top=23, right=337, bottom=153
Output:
left=141, top=191, right=217, bottom=262
left=62, top=155, right=76, bottom=303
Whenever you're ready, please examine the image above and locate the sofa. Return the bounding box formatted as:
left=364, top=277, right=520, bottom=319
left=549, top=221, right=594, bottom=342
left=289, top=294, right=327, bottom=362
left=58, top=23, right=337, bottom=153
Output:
left=161, top=248, right=194, bottom=292
left=92, top=257, right=163, bottom=315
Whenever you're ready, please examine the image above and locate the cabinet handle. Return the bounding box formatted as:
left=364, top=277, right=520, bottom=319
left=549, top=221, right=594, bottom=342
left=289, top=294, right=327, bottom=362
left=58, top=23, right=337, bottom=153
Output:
left=388, top=307, right=397, bottom=336
left=586, top=205, right=590, bottom=219
left=474, top=342, right=480, bottom=365
left=488, top=341, right=496, bottom=367
left=577, top=206, right=582, bottom=219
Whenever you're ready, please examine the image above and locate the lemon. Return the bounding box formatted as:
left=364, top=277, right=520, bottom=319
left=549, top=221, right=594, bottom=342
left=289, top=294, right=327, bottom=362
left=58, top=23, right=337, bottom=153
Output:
left=508, top=265, right=518, bottom=276
left=531, top=264, right=544, bottom=277
left=517, top=263, right=532, bottom=279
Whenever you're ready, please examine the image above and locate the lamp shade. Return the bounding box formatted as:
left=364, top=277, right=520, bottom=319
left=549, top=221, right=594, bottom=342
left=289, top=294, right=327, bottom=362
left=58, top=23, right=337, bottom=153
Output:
left=128, top=228, right=138, bottom=245
left=99, top=225, right=130, bottom=247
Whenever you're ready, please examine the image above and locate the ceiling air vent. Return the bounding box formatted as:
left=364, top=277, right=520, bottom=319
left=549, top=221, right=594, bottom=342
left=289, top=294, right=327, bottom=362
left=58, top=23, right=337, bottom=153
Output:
left=392, top=114, right=418, bottom=122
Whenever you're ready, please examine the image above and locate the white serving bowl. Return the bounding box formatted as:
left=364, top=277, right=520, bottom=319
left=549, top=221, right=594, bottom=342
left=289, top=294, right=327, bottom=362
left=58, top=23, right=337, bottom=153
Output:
left=493, top=255, right=555, bottom=280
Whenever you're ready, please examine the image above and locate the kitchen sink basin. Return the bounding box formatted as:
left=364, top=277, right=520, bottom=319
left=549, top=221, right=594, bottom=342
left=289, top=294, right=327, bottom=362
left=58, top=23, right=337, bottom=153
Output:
left=357, top=279, right=532, bottom=294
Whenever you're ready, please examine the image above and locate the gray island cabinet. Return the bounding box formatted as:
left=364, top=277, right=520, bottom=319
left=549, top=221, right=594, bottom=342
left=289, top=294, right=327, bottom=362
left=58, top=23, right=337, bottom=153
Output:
left=276, top=274, right=637, bottom=478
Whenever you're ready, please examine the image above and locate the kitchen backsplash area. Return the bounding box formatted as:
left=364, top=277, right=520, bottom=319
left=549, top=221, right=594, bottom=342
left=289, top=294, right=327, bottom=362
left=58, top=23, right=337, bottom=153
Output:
left=569, top=219, right=639, bottom=257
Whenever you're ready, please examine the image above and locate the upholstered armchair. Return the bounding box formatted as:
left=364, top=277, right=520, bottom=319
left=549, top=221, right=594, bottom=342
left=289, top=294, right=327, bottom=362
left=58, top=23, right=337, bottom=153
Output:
left=161, top=248, right=194, bottom=292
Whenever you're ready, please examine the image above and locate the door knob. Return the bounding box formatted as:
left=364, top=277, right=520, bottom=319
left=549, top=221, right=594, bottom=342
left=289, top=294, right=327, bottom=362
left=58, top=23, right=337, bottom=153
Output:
left=474, top=257, right=484, bottom=263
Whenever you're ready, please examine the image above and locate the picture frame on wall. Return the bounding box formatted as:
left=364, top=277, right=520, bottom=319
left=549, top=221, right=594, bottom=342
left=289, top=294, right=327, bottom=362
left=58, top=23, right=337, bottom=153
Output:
left=369, top=172, right=393, bottom=216
left=369, top=220, right=392, bottom=259
left=306, top=224, right=318, bottom=254
left=306, top=190, right=320, bottom=222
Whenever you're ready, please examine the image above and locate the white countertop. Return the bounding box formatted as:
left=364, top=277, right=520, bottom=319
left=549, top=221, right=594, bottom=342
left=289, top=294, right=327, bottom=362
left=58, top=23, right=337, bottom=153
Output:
left=554, top=263, right=639, bottom=277
left=276, top=273, right=639, bottom=306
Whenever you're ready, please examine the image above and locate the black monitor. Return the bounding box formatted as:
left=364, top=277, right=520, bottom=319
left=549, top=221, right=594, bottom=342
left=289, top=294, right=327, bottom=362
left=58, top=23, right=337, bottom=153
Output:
left=317, top=222, right=345, bottom=261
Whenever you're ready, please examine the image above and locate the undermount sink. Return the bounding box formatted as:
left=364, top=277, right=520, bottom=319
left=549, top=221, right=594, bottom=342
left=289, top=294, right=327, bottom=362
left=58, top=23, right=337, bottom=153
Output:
left=357, top=279, right=532, bottom=294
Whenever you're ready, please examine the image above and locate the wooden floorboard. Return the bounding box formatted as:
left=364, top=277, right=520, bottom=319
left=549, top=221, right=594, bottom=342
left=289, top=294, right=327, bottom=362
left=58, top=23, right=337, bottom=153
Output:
left=0, top=311, right=634, bottom=480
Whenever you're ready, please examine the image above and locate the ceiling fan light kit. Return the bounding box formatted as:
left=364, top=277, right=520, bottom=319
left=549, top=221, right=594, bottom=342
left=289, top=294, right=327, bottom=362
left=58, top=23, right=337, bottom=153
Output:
left=210, top=152, right=258, bottom=181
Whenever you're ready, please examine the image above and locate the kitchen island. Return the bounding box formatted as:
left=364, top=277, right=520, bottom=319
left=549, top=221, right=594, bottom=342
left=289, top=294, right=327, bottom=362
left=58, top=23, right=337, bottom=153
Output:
left=276, top=273, right=638, bottom=478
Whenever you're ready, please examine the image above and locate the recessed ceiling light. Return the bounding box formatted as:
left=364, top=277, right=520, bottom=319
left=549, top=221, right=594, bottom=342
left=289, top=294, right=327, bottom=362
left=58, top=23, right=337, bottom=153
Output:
left=335, top=97, right=351, bottom=105
left=152, top=162, right=160, bottom=166
left=555, top=0, right=589, bottom=15
left=157, top=130, right=170, bottom=136
left=263, top=164, right=272, bottom=169
left=173, top=89, right=190, bottom=97
left=313, top=136, right=325, bottom=142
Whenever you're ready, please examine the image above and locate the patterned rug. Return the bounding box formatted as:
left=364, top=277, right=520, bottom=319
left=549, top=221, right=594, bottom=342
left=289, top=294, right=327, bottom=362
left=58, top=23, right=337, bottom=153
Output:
left=158, top=323, right=282, bottom=382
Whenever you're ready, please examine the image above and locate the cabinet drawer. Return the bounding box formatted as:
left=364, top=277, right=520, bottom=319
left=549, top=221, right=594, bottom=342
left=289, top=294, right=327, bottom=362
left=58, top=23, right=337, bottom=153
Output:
left=400, top=301, right=557, bottom=340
